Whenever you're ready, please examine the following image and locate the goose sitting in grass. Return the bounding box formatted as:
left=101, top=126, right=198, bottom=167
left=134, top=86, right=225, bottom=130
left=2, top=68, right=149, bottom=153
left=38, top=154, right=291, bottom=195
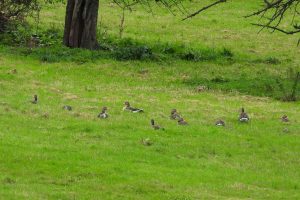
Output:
left=239, top=108, right=249, bottom=122
left=63, top=105, right=72, bottom=111
left=98, top=106, right=109, bottom=118
left=178, top=118, right=188, bottom=125
left=215, top=120, right=225, bottom=126
left=123, top=101, right=143, bottom=113
left=141, top=138, right=153, bottom=146
left=170, top=109, right=181, bottom=120
left=281, top=115, right=289, bottom=122
left=31, top=94, right=38, bottom=104
left=151, top=119, right=164, bottom=130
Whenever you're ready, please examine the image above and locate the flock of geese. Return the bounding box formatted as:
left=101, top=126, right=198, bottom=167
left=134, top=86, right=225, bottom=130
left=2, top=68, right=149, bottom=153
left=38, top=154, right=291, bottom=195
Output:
left=30, top=94, right=290, bottom=130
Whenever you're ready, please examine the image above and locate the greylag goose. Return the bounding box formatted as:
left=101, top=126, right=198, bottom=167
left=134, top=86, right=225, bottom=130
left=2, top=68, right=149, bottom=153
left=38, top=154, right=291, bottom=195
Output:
left=123, top=101, right=143, bottom=113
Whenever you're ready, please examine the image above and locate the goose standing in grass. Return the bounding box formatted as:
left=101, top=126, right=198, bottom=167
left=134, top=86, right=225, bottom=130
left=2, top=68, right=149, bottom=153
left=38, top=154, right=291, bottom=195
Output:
left=215, top=120, right=225, bottom=126
left=31, top=94, right=38, bottom=104
left=178, top=118, right=188, bottom=125
left=150, top=119, right=164, bottom=130
left=123, top=101, right=143, bottom=113
left=170, top=109, right=181, bottom=120
left=98, top=106, right=109, bottom=118
left=239, top=108, right=249, bottom=122
left=281, top=115, right=289, bottom=122
left=63, top=105, right=72, bottom=111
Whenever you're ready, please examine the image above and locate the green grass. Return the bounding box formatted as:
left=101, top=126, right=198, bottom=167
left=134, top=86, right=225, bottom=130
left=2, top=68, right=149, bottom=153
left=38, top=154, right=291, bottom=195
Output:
left=0, top=0, right=300, bottom=199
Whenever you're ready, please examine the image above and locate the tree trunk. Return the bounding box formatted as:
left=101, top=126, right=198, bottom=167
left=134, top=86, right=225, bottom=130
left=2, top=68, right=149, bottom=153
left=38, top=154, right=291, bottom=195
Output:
left=63, top=0, right=99, bottom=49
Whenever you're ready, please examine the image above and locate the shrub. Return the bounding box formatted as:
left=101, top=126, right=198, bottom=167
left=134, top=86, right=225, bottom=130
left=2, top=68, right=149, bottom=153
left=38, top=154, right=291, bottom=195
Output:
left=114, top=45, right=153, bottom=60
left=0, top=0, right=39, bottom=33
left=221, top=48, right=234, bottom=58
left=265, top=57, right=281, bottom=65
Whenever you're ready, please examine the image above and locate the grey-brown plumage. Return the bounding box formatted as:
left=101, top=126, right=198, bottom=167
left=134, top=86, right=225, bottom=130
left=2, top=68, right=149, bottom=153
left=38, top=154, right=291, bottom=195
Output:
left=10, top=69, right=17, bottom=74
left=98, top=106, right=109, bottom=118
left=63, top=105, right=72, bottom=111
left=281, top=115, right=289, bottom=122
left=151, top=119, right=164, bottom=130
left=123, top=101, right=143, bottom=113
left=170, top=109, right=181, bottom=120
left=215, top=120, right=225, bottom=126
left=239, top=108, right=249, bottom=122
left=178, top=118, right=188, bottom=125
left=141, top=138, right=153, bottom=146
left=31, top=95, right=38, bottom=104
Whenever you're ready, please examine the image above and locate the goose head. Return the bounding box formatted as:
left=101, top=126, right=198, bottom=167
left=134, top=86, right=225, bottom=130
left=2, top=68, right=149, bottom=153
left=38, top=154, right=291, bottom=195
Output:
left=171, top=109, right=177, bottom=114
left=102, top=106, right=108, bottom=112
left=150, top=119, right=155, bottom=126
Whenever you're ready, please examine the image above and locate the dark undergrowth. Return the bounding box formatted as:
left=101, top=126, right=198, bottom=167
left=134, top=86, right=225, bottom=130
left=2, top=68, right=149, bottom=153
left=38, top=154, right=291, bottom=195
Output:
left=1, top=25, right=298, bottom=101
left=183, top=70, right=300, bottom=101
left=0, top=25, right=274, bottom=64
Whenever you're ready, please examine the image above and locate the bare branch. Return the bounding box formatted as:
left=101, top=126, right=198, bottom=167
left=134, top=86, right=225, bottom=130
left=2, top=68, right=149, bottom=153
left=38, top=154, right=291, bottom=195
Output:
left=182, top=0, right=227, bottom=21
left=251, top=23, right=300, bottom=34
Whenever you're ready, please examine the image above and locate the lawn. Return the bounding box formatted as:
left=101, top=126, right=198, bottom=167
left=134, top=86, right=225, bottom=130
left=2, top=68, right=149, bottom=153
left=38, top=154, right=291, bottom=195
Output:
left=0, top=0, right=300, bottom=199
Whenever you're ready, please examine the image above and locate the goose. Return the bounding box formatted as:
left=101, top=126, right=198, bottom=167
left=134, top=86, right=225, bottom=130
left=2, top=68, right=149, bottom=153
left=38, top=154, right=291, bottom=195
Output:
left=281, top=115, right=289, bottom=122
left=178, top=118, right=188, bottom=125
left=215, top=120, right=225, bottom=126
left=98, top=106, right=109, bottom=118
left=150, top=119, right=164, bottom=130
left=63, top=105, right=72, bottom=111
left=141, top=138, right=153, bottom=146
left=31, top=94, right=38, bottom=104
left=123, top=101, right=143, bottom=113
left=239, top=108, right=249, bottom=122
left=10, top=69, right=17, bottom=74
left=170, top=109, right=181, bottom=120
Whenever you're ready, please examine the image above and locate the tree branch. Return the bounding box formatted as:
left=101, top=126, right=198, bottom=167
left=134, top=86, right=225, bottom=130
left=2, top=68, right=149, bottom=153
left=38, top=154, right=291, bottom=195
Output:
left=182, top=0, right=227, bottom=21
left=251, top=23, right=300, bottom=34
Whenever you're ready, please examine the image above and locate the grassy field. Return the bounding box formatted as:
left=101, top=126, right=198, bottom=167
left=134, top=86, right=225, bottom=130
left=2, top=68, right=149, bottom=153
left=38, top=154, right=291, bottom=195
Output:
left=1, top=0, right=300, bottom=199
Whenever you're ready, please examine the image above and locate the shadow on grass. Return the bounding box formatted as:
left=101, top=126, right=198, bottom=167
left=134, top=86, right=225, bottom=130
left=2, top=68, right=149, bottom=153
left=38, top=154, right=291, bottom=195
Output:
left=183, top=74, right=300, bottom=101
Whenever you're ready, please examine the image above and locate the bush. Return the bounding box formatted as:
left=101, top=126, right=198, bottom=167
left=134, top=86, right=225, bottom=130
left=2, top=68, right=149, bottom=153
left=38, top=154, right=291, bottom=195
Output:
left=114, top=45, right=153, bottom=60
left=264, top=57, right=281, bottom=65
left=0, top=0, right=39, bottom=33
left=180, top=48, right=233, bottom=62
left=221, top=48, right=234, bottom=58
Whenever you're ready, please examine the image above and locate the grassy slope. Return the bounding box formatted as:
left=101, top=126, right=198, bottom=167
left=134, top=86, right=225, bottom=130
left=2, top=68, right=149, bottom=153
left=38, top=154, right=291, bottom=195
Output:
left=1, top=0, right=300, bottom=199
left=41, top=0, right=300, bottom=62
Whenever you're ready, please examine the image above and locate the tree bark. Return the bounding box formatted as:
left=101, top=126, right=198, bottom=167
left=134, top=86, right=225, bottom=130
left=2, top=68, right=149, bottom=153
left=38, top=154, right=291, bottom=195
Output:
left=63, top=0, right=99, bottom=49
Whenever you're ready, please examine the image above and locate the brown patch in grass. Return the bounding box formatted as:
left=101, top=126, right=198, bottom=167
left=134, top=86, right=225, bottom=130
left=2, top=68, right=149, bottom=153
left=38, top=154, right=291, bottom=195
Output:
left=49, top=87, right=62, bottom=94
left=64, top=93, right=79, bottom=100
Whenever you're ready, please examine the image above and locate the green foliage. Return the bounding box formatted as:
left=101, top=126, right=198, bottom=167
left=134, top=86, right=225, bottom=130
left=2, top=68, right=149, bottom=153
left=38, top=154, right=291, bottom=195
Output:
left=19, top=46, right=110, bottom=63
left=0, top=0, right=39, bottom=32
left=183, top=72, right=300, bottom=101
left=0, top=22, right=31, bottom=46
left=1, top=25, right=236, bottom=62
left=114, top=45, right=153, bottom=60
left=0, top=24, right=62, bottom=47
left=180, top=48, right=229, bottom=62
left=254, top=57, right=281, bottom=65
left=221, top=48, right=234, bottom=58
left=37, top=26, right=62, bottom=46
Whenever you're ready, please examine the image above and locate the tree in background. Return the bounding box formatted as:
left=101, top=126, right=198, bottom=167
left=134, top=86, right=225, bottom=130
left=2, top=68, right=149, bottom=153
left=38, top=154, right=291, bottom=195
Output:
left=63, top=0, right=99, bottom=49
left=247, top=0, right=300, bottom=45
left=61, top=0, right=299, bottom=49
